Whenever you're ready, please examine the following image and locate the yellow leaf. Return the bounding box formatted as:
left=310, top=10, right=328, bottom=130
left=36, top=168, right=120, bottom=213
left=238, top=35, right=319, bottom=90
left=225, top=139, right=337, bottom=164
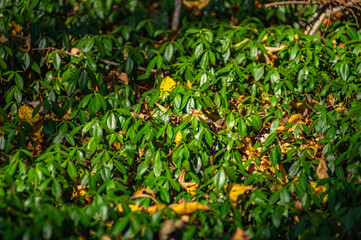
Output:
left=175, top=131, right=182, bottom=143
left=146, top=204, right=166, bottom=214
left=288, top=113, right=303, bottom=124
left=261, top=34, right=268, bottom=43
left=18, top=105, right=40, bottom=124
left=187, top=80, right=193, bottom=89
left=178, top=168, right=198, bottom=195
left=160, top=76, right=176, bottom=93
left=170, top=202, right=210, bottom=215
left=226, top=184, right=252, bottom=204
left=310, top=182, right=328, bottom=203
left=117, top=203, right=142, bottom=212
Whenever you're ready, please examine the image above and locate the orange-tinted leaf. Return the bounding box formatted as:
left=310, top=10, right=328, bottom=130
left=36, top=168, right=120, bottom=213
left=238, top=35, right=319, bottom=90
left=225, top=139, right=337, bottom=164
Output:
left=169, top=202, right=210, bottom=215
left=146, top=204, right=166, bottom=214
left=288, top=114, right=303, bottom=124
left=226, top=184, right=252, bottom=204
left=232, top=227, right=250, bottom=240
left=316, top=157, right=329, bottom=179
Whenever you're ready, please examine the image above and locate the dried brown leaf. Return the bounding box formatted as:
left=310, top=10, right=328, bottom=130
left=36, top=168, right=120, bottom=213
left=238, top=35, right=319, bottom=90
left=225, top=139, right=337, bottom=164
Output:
left=232, top=227, right=250, bottom=240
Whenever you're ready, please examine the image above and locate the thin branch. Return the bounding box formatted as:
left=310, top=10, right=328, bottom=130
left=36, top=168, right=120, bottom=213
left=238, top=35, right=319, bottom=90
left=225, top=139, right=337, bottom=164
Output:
left=305, top=0, right=361, bottom=35
left=32, top=47, right=157, bottom=73
left=265, top=1, right=321, bottom=8
left=171, top=0, right=182, bottom=31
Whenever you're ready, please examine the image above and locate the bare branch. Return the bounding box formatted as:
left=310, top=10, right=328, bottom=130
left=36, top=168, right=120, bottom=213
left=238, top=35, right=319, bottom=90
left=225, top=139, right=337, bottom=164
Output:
left=265, top=1, right=321, bottom=8
left=305, top=0, right=361, bottom=35
left=171, top=0, right=182, bottom=31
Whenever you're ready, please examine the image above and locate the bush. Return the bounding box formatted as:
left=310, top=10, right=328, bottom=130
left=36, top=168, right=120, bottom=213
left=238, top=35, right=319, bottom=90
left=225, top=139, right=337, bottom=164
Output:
left=1, top=0, right=361, bottom=239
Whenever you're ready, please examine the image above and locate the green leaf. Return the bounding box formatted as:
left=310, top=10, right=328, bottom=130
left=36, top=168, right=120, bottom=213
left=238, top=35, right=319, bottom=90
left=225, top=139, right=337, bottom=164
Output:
left=86, top=54, right=97, bottom=71
left=52, top=180, right=62, bottom=199
left=164, top=43, right=173, bottom=62
left=7, top=159, right=18, bottom=176
left=203, top=30, right=213, bottom=43
left=272, top=208, right=282, bottom=228
left=340, top=62, right=349, bottom=81
left=270, top=149, right=278, bottom=166
left=107, top=112, right=117, bottom=131
left=125, top=58, right=134, bottom=74
left=200, top=51, right=209, bottom=69
left=53, top=52, right=61, bottom=70
left=14, top=87, right=22, bottom=103
left=89, top=95, right=101, bottom=115
left=21, top=52, right=30, bottom=70
left=214, top=167, right=227, bottom=188
left=153, top=151, right=163, bottom=177
left=253, top=64, right=264, bottom=81
left=280, top=188, right=289, bottom=203
left=174, top=94, right=182, bottom=109
left=78, top=69, right=88, bottom=90
left=195, top=43, right=204, bottom=59
left=137, top=160, right=149, bottom=176
left=159, top=186, right=170, bottom=203
left=67, top=161, right=77, bottom=181
left=204, top=129, right=213, bottom=147
left=81, top=37, right=95, bottom=52
left=15, top=73, right=24, bottom=90
left=347, top=27, right=359, bottom=40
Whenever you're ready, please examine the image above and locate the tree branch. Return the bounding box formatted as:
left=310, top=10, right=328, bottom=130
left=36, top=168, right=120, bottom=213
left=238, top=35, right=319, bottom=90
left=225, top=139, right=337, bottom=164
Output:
left=305, top=0, right=361, bottom=35
left=265, top=1, right=321, bottom=8
left=171, top=0, right=182, bottom=31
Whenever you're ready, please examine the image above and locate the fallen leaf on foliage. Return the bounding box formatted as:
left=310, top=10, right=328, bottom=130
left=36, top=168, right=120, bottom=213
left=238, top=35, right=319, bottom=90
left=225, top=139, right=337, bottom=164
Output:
left=310, top=182, right=328, bottom=203
left=291, top=97, right=317, bottom=117
left=178, top=168, right=198, bottom=195
left=19, top=34, right=31, bottom=52
left=18, top=105, right=44, bottom=144
left=72, top=185, right=92, bottom=202
left=183, top=0, right=209, bottom=16
left=169, top=202, right=210, bottom=215
left=10, top=22, right=23, bottom=35
left=300, top=142, right=321, bottom=158
left=155, top=103, right=168, bottom=112
left=160, top=76, right=176, bottom=93
left=187, top=80, right=193, bottom=89
left=0, top=35, right=8, bottom=43
left=232, top=227, right=250, bottom=240
left=316, top=157, right=329, bottom=179
left=234, top=38, right=250, bottom=47
left=288, top=113, right=303, bottom=124
left=146, top=204, right=166, bottom=214
left=70, top=47, right=83, bottom=56
left=117, top=202, right=142, bottom=212
left=226, top=184, right=252, bottom=204
left=159, top=219, right=185, bottom=240
left=18, top=105, right=40, bottom=124
left=132, top=188, right=156, bottom=199
left=105, top=70, right=129, bottom=85
left=174, top=130, right=183, bottom=143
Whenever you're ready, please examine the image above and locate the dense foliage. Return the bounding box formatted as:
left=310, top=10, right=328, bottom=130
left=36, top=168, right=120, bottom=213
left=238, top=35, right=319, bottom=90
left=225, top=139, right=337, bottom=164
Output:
left=1, top=0, right=361, bottom=239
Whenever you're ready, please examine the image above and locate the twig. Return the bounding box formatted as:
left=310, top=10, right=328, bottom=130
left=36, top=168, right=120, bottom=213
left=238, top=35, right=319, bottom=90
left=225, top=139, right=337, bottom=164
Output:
left=32, top=47, right=157, bottom=73
left=171, top=0, right=182, bottom=31
left=305, top=0, right=361, bottom=35
left=265, top=1, right=321, bottom=8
